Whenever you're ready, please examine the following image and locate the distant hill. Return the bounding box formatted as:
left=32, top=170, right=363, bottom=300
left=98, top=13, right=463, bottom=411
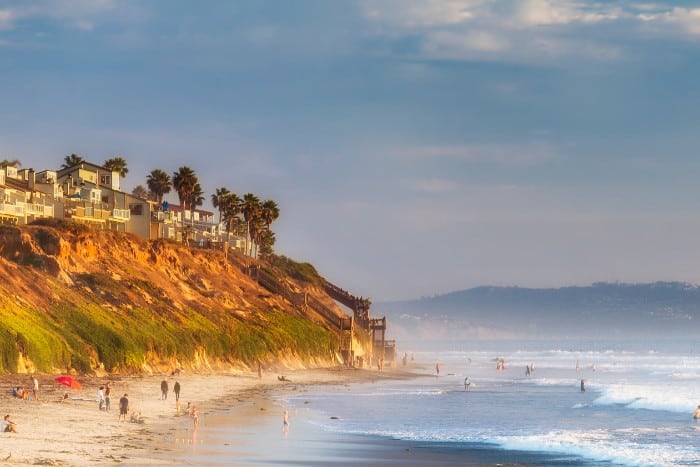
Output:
left=375, top=282, right=700, bottom=343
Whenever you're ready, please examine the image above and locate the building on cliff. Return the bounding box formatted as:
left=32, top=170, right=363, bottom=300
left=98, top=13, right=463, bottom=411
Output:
left=0, top=162, right=245, bottom=250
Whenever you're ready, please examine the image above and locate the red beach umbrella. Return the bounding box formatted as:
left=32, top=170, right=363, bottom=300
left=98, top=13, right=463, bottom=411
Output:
left=55, top=375, right=81, bottom=390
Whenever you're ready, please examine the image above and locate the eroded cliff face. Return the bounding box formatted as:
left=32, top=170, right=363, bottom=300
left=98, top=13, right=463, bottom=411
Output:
left=0, top=224, right=346, bottom=375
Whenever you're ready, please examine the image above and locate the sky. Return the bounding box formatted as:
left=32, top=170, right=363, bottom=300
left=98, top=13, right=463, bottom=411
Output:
left=2, top=1, right=700, bottom=301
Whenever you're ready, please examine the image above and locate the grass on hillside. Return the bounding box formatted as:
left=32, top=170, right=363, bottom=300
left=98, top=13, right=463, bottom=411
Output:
left=0, top=275, right=338, bottom=374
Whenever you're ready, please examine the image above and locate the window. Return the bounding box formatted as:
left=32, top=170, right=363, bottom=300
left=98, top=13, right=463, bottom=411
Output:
left=100, top=175, right=110, bottom=185
left=129, top=203, right=143, bottom=215
left=101, top=195, right=109, bottom=204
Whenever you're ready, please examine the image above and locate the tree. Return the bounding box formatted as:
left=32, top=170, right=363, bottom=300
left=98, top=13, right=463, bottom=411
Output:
left=211, top=187, right=230, bottom=225
left=103, top=156, right=129, bottom=178
left=62, top=153, right=84, bottom=169
left=260, top=199, right=280, bottom=231
left=131, top=185, right=149, bottom=199
left=187, top=183, right=205, bottom=213
left=241, top=193, right=260, bottom=256
left=222, top=193, right=242, bottom=233
left=0, top=159, right=21, bottom=167
left=146, top=169, right=171, bottom=204
left=258, top=230, right=276, bottom=258
left=172, top=166, right=198, bottom=224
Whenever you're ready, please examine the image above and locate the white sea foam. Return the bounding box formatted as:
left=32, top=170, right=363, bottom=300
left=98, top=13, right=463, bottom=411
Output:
left=493, top=430, right=694, bottom=466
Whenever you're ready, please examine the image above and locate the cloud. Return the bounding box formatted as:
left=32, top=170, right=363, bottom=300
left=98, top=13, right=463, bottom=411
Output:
left=360, top=1, right=700, bottom=64
left=637, top=7, right=700, bottom=37
left=410, top=177, right=459, bottom=193
left=0, top=0, right=126, bottom=32
left=399, top=142, right=555, bottom=166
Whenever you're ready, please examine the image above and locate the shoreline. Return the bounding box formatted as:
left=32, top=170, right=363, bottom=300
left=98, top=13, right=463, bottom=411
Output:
left=143, top=366, right=586, bottom=466
left=0, top=365, right=585, bottom=465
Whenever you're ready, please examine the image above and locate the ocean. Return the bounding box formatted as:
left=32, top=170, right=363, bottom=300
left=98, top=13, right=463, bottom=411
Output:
left=276, top=339, right=700, bottom=466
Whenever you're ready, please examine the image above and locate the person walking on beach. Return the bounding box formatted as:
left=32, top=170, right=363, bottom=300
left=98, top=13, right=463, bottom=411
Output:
left=402, top=353, right=408, bottom=367
left=192, top=406, right=199, bottom=429
left=525, top=365, right=531, bottom=376
left=282, top=410, right=289, bottom=434
left=174, top=381, right=181, bottom=402
left=464, top=377, right=471, bottom=391
left=97, top=386, right=105, bottom=411
left=104, top=382, right=112, bottom=411
left=436, top=363, right=440, bottom=376
left=580, top=379, right=585, bottom=392
left=31, top=375, right=40, bottom=401
left=160, top=379, right=168, bottom=400
left=258, top=361, right=262, bottom=380
left=119, top=394, right=129, bottom=422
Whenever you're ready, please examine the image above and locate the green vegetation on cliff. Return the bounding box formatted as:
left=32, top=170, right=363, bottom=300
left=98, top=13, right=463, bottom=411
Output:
left=0, top=225, right=341, bottom=374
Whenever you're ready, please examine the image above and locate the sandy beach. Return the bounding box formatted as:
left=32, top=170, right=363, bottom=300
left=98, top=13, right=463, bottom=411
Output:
left=0, top=366, right=418, bottom=466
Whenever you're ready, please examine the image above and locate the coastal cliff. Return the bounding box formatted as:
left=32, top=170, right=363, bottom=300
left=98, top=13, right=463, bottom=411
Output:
left=0, top=222, right=349, bottom=375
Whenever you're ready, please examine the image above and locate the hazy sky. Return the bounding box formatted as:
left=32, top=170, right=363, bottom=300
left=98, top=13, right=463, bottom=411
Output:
left=2, top=1, right=700, bottom=301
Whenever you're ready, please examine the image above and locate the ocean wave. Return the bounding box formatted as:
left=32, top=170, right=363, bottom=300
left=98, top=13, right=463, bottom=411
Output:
left=593, top=383, right=698, bottom=414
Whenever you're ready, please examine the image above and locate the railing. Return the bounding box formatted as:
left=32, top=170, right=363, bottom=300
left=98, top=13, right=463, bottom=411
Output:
left=152, top=211, right=176, bottom=222
left=0, top=202, right=24, bottom=217
left=75, top=206, right=110, bottom=221
left=25, top=204, right=54, bottom=217
left=112, top=208, right=130, bottom=220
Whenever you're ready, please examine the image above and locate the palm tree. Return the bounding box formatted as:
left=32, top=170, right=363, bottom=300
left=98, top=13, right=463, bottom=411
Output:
left=222, top=193, right=242, bottom=233
left=146, top=169, right=171, bottom=205
left=241, top=193, right=260, bottom=256
left=61, top=153, right=84, bottom=169
left=131, top=185, right=149, bottom=199
left=187, top=183, right=205, bottom=214
left=103, top=156, right=129, bottom=178
left=260, top=199, right=280, bottom=231
left=211, top=187, right=231, bottom=225
left=172, top=166, right=198, bottom=225
left=249, top=216, right=267, bottom=258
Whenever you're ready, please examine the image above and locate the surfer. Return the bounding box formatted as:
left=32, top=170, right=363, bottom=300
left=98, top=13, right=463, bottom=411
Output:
left=464, top=377, right=470, bottom=391
left=693, top=405, right=700, bottom=420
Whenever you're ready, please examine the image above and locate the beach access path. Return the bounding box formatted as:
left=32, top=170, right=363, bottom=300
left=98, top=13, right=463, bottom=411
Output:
left=0, top=366, right=419, bottom=465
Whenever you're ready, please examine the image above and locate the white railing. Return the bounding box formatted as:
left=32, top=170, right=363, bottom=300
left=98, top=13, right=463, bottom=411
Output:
left=0, top=202, right=25, bottom=217
left=25, top=204, right=55, bottom=217
left=152, top=211, right=176, bottom=222
left=112, top=208, right=130, bottom=220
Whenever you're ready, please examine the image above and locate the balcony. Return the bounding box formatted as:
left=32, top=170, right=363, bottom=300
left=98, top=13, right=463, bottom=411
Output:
left=0, top=202, right=24, bottom=217
left=74, top=206, right=110, bottom=221
left=25, top=203, right=54, bottom=217
left=151, top=211, right=176, bottom=223
left=112, top=208, right=130, bottom=221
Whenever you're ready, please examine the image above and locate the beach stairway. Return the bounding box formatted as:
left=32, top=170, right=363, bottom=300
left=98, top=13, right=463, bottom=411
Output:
left=323, top=281, right=372, bottom=331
